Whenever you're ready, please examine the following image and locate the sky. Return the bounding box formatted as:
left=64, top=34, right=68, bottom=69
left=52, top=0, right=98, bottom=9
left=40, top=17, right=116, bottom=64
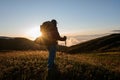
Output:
left=0, top=0, right=120, bottom=46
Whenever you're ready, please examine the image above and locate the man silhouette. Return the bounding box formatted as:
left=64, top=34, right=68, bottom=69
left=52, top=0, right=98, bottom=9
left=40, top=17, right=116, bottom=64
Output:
left=40, top=19, right=67, bottom=70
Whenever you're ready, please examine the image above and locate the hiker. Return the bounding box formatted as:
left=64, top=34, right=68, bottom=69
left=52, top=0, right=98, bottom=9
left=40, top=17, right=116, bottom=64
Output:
left=40, top=19, right=67, bottom=70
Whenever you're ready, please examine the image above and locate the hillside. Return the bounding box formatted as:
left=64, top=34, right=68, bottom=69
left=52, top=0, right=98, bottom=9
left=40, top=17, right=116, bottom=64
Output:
left=0, top=37, right=41, bottom=50
left=0, top=33, right=120, bottom=52
left=0, top=36, right=67, bottom=51
left=68, top=33, right=120, bottom=53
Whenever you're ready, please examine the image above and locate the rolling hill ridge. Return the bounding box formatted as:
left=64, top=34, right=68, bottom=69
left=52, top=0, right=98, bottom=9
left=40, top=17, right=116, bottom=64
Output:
left=68, top=33, right=120, bottom=53
left=0, top=33, right=120, bottom=53
left=0, top=37, right=41, bottom=50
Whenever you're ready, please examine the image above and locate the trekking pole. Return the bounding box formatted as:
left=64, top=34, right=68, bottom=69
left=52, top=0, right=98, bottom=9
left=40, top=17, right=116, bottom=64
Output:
left=65, top=40, right=67, bottom=46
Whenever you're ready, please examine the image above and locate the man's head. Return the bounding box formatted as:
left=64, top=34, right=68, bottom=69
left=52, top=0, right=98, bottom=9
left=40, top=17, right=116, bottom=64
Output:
left=51, top=19, right=57, bottom=25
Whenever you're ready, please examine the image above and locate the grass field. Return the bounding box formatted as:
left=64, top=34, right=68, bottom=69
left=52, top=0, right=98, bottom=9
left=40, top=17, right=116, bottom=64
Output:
left=0, top=51, right=120, bottom=80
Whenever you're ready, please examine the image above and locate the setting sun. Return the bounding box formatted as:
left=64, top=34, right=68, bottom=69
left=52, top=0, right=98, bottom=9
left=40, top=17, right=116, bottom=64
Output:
left=26, top=27, right=42, bottom=40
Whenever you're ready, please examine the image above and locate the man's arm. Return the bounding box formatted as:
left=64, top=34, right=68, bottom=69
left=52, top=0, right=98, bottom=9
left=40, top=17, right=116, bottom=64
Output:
left=53, top=27, right=66, bottom=41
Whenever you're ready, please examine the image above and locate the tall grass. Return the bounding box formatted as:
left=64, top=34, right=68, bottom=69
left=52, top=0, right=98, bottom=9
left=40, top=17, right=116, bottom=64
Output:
left=0, top=51, right=120, bottom=80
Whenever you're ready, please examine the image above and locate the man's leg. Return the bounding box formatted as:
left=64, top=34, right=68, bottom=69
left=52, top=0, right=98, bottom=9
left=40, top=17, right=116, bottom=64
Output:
left=47, top=45, right=56, bottom=70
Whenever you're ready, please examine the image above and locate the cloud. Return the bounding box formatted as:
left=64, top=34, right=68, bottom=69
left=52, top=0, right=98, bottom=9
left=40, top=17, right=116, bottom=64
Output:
left=66, top=37, right=79, bottom=46
left=59, top=35, right=102, bottom=46
left=112, top=30, right=120, bottom=33
left=58, top=37, right=79, bottom=46
left=59, top=34, right=109, bottom=46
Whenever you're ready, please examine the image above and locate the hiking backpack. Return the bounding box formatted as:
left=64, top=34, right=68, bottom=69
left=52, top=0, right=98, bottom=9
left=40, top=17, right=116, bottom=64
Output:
left=35, top=21, right=56, bottom=45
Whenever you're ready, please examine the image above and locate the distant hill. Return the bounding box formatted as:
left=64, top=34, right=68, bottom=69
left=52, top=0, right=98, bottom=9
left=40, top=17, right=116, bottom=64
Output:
left=0, top=36, right=67, bottom=51
left=0, top=37, right=42, bottom=50
left=1, top=34, right=120, bottom=52
left=68, top=33, right=120, bottom=53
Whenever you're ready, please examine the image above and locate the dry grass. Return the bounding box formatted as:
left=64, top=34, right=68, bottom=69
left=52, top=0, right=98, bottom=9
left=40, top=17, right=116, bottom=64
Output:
left=0, top=51, right=120, bottom=80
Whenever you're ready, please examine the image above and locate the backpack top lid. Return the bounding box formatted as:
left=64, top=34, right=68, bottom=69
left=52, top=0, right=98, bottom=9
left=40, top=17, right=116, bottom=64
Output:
left=41, top=21, right=51, bottom=32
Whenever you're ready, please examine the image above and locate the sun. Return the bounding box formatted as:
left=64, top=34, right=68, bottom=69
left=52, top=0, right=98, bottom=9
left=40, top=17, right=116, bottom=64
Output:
left=26, top=27, right=42, bottom=40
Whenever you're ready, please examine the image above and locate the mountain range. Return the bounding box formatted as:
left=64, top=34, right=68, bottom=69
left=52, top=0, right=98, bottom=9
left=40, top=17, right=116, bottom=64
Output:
left=0, top=33, right=120, bottom=53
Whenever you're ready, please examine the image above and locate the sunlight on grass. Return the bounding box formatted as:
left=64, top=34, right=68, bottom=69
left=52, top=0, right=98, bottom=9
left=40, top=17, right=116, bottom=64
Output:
left=0, top=51, right=120, bottom=80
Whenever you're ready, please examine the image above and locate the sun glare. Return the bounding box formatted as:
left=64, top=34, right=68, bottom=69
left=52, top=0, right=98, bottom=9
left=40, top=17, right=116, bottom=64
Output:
left=26, top=27, right=42, bottom=40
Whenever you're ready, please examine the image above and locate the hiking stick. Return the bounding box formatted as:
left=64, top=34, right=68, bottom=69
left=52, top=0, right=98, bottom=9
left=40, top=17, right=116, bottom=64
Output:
left=65, top=40, right=67, bottom=46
